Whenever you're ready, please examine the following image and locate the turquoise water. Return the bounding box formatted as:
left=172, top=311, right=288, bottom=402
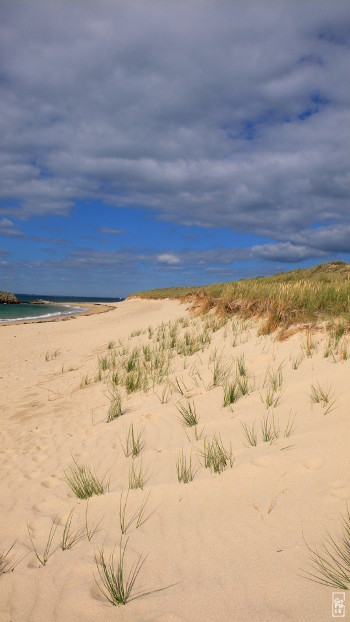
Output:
left=0, top=302, right=86, bottom=322
left=0, top=293, right=123, bottom=322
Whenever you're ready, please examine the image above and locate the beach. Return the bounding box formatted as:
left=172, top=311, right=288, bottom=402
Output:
left=0, top=297, right=349, bottom=621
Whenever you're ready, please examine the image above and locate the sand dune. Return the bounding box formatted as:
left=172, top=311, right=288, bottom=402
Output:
left=0, top=298, right=349, bottom=621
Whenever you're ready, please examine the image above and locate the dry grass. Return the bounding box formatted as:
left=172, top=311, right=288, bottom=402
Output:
left=131, top=262, right=350, bottom=332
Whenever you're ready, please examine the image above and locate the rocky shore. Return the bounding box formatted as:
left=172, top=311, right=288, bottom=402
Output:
left=0, top=291, right=20, bottom=304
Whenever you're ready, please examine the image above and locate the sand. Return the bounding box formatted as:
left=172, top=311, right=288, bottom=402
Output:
left=0, top=298, right=349, bottom=621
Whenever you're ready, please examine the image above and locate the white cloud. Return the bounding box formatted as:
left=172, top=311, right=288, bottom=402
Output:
left=157, top=253, right=180, bottom=265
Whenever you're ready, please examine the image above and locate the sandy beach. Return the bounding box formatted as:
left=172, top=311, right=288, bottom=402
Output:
left=1, top=297, right=349, bottom=621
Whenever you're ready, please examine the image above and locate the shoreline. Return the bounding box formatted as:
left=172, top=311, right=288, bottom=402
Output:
left=0, top=301, right=118, bottom=327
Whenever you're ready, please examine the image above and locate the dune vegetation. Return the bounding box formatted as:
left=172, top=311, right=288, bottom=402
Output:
left=132, top=262, right=350, bottom=333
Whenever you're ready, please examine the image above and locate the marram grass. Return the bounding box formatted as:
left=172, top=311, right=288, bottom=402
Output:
left=132, top=262, right=350, bottom=332
left=64, top=458, right=109, bottom=499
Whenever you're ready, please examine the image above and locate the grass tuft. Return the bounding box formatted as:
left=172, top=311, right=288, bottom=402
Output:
left=27, top=520, right=58, bottom=566
left=175, top=401, right=198, bottom=427
left=64, top=458, right=109, bottom=499
left=241, top=421, right=257, bottom=446
left=95, top=537, right=147, bottom=605
left=303, top=507, right=350, bottom=589
left=107, top=388, right=125, bottom=422
left=61, top=510, right=86, bottom=550
left=176, top=451, right=196, bottom=483
left=121, top=424, right=144, bottom=458
left=310, top=382, right=336, bottom=414
left=128, top=461, right=147, bottom=490
left=200, top=435, right=234, bottom=474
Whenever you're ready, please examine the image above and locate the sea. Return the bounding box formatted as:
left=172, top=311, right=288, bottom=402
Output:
left=0, top=294, right=124, bottom=323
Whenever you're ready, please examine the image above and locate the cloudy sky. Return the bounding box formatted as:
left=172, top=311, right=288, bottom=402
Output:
left=1, top=1, right=350, bottom=297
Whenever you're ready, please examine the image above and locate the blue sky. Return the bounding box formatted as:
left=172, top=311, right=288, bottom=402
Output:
left=1, top=1, right=350, bottom=297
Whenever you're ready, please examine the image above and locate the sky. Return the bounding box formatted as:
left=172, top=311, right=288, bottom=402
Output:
left=1, top=1, right=350, bottom=297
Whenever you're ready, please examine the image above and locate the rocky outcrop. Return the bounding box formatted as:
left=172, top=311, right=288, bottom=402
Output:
left=0, top=291, right=20, bottom=304
left=30, top=299, right=48, bottom=304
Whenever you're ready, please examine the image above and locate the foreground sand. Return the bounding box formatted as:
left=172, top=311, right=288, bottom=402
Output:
left=0, top=298, right=349, bottom=621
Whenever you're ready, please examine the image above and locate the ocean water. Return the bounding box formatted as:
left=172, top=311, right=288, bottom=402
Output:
left=0, top=294, right=124, bottom=323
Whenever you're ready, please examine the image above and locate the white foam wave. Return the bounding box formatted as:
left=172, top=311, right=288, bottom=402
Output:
left=0, top=306, right=87, bottom=322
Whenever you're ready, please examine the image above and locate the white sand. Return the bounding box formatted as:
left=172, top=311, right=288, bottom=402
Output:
left=0, top=298, right=349, bottom=621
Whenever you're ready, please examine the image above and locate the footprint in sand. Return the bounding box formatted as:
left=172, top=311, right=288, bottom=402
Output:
left=302, top=458, right=325, bottom=470
left=24, top=470, right=41, bottom=480
left=251, top=456, right=274, bottom=468
left=143, top=412, right=160, bottom=421
left=33, top=500, right=58, bottom=514
left=41, top=478, right=59, bottom=489
left=32, top=455, right=47, bottom=463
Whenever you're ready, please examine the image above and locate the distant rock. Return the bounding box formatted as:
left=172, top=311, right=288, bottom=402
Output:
left=0, top=291, right=20, bottom=304
left=30, top=299, right=49, bottom=304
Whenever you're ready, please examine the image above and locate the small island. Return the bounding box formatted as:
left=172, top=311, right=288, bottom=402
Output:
left=0, top=291, right=20, bottom=304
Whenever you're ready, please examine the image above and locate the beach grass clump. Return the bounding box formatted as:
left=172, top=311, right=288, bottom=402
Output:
left=27, top=521, right=58, bottom=566
left=236, top=354, right=247, bottom=377
left=200, top=435, right=234, bottom=474
left=310, top=382, right=336, bottom=414
left=176, top=401, right=198, bottom=427
left=121, top=424, right=144, bottom=458
left=176, top=331, right=201, bottom=357
left=128, top=461, right=146, bottom=491
left=98, top=355, right=111, bottom=372
left=176, top=451, right=196, bottom=484
left=61, top=510, right=86, bottom=550
left=261, top=412, right=279, bottom=443
left=95, top=537, right=147, bottom=605
left=125, top=370, right=143, bottom=394
left=264, top=365, right=283, bottom=391
left=261, top=387, right=281, bottom=409
left=237, top=375, right=249, bottom=396
left=209, top=356, right=231, bottom=389
left=303, top=507, right=350, bottom=589
left=64, top=458, right=109, bottom=499
left=241, top=421, right=257, bottom=446
left=107, top=388, right=125, bottom=422
left=328, top=320, right=347, bottom=347
left=223, top=380, right=240, bottom=406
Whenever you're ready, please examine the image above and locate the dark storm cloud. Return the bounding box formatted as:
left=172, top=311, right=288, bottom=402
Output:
left=1, top=1, right=350, bottom=260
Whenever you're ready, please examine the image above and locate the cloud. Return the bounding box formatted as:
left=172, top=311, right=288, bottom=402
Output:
left=0, top=1, right=349, bottom=250
left=100, top=227, right=124, bottom=235
left=156, top=253, right=180, bottom=265
left=0, top=218, right=26, bottom=238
